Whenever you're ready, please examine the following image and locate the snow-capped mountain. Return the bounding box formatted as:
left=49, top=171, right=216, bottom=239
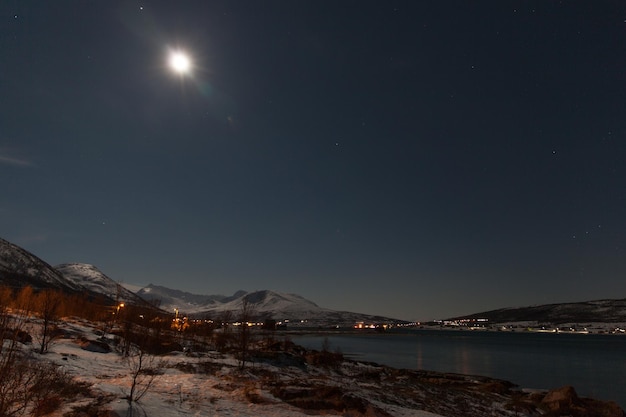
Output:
left=0, top=237, right=149, bottom=308
left=55, top=263, right=147, bottom=306
left=136, top=284, right=241, bottom=311
left=136, top=285, right=405, bottom=327
left=137, top=285, right=322, bottom=315
left=0, top=237, right=79, bottom=291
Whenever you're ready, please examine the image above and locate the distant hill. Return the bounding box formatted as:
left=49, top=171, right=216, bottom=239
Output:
left=450, top=299, right=626, bottom=324
left=136, top=284, right=405, bottom=327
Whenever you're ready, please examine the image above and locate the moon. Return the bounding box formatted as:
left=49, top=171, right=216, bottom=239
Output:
left=168, top=50, right=191, bottom=74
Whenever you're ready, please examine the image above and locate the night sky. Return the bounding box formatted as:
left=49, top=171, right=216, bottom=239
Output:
left=2, top=1, right=625, bottom=320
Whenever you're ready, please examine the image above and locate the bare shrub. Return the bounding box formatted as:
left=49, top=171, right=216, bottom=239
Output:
left=214, top=330, right=234, bottom=353
left=305, top=349, right=344, bottom=368
left=32, top=395, right=62, bottom=417
left=0, top=288, right=90, bottom=417
left=243, top=382, right=270, bottom=404
left=1, top=288, right=33, bottom=416
left=123, top=341, right=166, bottom=417
left=34, top=290, right=63, bottom=354
left=196, top=361, right=223, bottom=375
left=237, top=297, right=256, bottom=370
left=64, top=393, right=116, bottom=417
left=0, top=352, right=90, bottom=417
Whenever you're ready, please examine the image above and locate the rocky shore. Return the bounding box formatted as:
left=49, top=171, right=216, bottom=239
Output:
left=233, top=344, right=626, bottom=417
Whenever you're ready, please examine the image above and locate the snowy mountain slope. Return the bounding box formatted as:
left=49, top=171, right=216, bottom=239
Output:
left=136, top=285, right=406, bottom=327
left=136, top=284, right=233, bottom=311
left=203, top=290, right=330, bottom=318
left=0, top=237, right=79, bottom=290
left=55, top=263, right=148, bottom=306
left=239, top=290, right=322, bottom=311
left=138, top=285, right=328, bottom=316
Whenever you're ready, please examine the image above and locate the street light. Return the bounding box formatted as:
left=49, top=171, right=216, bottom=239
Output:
left=115, top=303, right=125, bottom=323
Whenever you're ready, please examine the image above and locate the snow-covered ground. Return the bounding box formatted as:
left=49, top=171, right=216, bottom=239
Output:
left=29, top=318, right=443, bottom=417
left=5, top=316, right=623, bottom=417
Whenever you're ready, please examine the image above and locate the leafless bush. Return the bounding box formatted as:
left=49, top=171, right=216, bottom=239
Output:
left=213, top=330, right=234, bottom=353
left=34, top=290, right=63, bottom=354
left=237, top=297, right=256, bottom=370
left=1, top=290, right=89, bottom=417
left=243, top=382, right=271, bottom=404
left=301, top=337, right=344, bottom=369
left=123, top=343, right=166, bottom=417
left=0, top=351, right=90, bottom=417
left=63, top=393, right=116, bottom=417
left=196, top=360, right=223, bottom=375
left=305, top=349, right=344, bottom=369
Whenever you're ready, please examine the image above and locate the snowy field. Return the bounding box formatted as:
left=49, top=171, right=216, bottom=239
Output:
left=5, top=317, right=445, bottom=417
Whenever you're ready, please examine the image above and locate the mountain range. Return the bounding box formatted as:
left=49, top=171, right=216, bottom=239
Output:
left=2, top=236, right=625, bottom=325
left=136, top=284, right=402, bottom=327
left=0, top=237, right=405, bottom=327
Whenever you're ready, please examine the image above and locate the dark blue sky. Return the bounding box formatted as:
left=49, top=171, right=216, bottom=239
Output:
left=1, top=1, right=625, bottom=320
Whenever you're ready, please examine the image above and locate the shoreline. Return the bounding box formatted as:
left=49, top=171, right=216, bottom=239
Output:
left=286, top=326, right=626, bottom=409
left=274, top=320, right=626, bottom=336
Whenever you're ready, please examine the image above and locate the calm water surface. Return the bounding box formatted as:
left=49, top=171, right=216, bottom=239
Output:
left=292, top=330, right=626, bottom=408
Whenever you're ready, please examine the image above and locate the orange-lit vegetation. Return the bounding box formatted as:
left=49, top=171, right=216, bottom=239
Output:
left=0, top=285, right=92, bottom=416
left=0, top=285, right=177, bottom=416
left=0, top=284, right=286, bottom=416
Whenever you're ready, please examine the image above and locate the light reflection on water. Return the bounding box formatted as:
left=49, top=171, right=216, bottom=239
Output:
left=292, top=329, right=626, bottom=408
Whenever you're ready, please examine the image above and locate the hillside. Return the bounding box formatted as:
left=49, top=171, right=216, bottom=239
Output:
left=55, top=263, right=149, bottom=306
left=0, top=238, right=151, bottom=308
left=451, top=298, right=626, bottom=324
left=0, top=237, right=79, bottom=291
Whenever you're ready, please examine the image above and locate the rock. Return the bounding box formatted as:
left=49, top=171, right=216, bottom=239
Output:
left=77, top=337, right=111, bottom=353
left=270, top=384, right=393, bottom=417
left=540, top=385, right=625, bottom=417
left=541, top=385, right=581, bottom=411
left=477, top=381, right=514, bottom=394
left=586, top=401, right=626, bottom=417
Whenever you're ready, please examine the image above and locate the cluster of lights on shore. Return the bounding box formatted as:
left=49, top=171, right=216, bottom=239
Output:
left=112, top=301, right=626, bottom=335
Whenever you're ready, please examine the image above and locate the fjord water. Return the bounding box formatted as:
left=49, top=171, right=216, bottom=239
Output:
left=292, top=330, right=626, bottom=408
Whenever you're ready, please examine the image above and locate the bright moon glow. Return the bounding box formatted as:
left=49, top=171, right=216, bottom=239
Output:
left=169, top=51, right=191, bottom=74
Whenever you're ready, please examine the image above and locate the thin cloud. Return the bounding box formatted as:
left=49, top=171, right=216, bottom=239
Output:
left=0, top=153, right=34, bottom=167
left=14, top=234, right=48, bottom=245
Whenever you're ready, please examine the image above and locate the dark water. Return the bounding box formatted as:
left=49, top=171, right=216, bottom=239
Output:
left=292, top=330, right=626, bottom=408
